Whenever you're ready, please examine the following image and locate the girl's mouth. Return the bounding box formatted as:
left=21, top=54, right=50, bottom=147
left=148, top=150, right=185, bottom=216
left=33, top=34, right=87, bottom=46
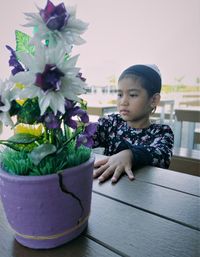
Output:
left=120, top=110, right=129, bottom=115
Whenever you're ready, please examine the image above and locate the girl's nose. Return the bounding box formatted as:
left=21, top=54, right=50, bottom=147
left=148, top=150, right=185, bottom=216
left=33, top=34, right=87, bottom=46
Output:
left=120, top=95, right=129, bottom=105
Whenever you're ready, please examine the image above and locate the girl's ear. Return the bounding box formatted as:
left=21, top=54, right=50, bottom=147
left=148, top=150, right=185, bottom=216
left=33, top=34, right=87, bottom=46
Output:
left=150, top=93, right=160, bottom=109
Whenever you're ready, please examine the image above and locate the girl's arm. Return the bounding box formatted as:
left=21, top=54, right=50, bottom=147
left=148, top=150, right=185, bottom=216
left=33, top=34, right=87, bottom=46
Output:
left=92, top=116, right=112, bottom=148
left=93, top=125, right=174, bottom=183
left=128, top=125, right=174, bottom=169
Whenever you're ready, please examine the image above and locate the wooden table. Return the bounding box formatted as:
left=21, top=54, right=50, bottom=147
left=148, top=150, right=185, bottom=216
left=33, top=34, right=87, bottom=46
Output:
left=1, top=154, right=199, bottom=257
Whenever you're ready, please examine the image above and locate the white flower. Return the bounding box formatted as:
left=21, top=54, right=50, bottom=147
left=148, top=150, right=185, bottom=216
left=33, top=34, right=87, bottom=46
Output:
left=0, top=80, right=14, bottom=130
left=11, top=42, right=87, bottom=115
left=24, top=5, right=88, bottom=53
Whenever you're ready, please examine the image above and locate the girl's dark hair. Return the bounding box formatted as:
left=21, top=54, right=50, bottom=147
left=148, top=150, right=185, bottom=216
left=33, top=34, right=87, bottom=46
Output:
left=118, top=64, right=162, bottom=97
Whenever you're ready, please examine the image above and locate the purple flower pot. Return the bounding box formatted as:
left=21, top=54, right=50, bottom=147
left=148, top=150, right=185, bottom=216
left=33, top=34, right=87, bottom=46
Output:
left=0, top=155, right=95, bottom=249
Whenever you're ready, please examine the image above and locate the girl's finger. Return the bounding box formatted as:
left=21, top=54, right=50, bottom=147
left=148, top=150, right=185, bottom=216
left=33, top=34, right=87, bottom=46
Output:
left=94, top=157, right=109, bottom=168
left=98, top=166, right=116, bottom=183
left=125, top=166, right=135, bottom=180
left=111, top=166, right=124, bottom=183
left=93, top=163, right=109, bottom=178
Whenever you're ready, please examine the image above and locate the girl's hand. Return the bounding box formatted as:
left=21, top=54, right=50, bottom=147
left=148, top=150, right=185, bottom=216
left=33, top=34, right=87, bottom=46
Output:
left=93, top=150, right=134, bottom=183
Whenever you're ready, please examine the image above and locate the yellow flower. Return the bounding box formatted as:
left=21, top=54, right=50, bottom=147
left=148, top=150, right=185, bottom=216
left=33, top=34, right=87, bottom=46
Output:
left=14, top=83, right=27, bottom=106
left=16, top=99, right=27, bottom=106
left=15, top=83, right=25, bottom=89
left=14, top=123, right=44, bottom=137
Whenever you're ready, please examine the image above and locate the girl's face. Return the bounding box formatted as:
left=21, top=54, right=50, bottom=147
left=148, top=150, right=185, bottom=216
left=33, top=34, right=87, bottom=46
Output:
left=117, top=77, right=159, bottom=128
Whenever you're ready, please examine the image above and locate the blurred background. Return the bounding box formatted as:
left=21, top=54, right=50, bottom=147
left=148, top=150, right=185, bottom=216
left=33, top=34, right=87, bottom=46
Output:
left=0, top=0, right=199, bottom=86
left=0, top=0, right=200, bottom=154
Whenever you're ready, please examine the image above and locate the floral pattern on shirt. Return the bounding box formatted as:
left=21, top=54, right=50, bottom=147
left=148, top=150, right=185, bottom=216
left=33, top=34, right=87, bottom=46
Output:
left=93, top=114, right=174, bottom=168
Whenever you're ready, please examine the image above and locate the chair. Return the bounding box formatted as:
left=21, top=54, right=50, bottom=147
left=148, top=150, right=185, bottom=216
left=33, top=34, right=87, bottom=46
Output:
left=174, top=108, right=200, bottom=150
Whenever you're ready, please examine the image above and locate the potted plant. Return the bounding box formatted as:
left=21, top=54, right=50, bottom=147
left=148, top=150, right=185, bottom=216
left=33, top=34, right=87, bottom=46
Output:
left=0, top=0, right=96, bottom=249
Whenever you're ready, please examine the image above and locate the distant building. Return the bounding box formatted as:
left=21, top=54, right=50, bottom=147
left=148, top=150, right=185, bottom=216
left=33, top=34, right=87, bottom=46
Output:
left=87, top=85, right=117, bottom=94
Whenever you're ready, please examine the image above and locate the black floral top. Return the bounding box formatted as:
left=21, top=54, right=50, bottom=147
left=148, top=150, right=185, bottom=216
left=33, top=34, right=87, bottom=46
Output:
left=93, top=114, right=174, bottom=169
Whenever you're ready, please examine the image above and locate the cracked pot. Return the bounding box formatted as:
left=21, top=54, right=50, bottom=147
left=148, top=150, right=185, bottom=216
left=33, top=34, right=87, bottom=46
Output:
left=0, top=155, right=95, bottom=249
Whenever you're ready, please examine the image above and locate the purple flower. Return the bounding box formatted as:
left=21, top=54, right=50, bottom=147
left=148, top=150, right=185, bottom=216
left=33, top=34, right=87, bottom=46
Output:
left=85, top=123, right=97, bottom=137
left=40, top=112, right=61, bottom=129
left=40, top=0, right=70, bottom=31
left=76, top=123, right=97, bottom=148
left=76, top=108, right=89, bottom=123
left=64, top=107, right=80, bottom=129
left=6, top=45, right=24, bottom=75
left=64, top=100, right=89, bottom=129
left=35, top=64, right=65, bottom=92
left=66, top=107, right=89, bottom=129
left=64, top=99, right=75, bottom=109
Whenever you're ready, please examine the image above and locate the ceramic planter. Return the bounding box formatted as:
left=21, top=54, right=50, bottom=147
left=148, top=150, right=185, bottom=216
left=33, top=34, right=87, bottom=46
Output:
left=0, top=155, right=95, bottom=249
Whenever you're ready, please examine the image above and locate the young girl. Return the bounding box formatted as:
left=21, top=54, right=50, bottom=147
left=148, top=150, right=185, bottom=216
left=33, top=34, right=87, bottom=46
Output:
left=93, top=64, right=174, bottom=183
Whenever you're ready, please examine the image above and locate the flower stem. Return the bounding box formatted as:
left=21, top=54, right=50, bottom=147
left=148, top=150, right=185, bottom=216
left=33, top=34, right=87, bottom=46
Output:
left=64, top=124, right=71, bottom=140
left=49, top=129, right=54, bottom=144
left=43, top=127, right=48, bottom=143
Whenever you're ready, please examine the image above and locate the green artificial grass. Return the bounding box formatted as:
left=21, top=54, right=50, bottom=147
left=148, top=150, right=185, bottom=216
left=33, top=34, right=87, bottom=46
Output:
left=0, top=144, right=91, bottom=176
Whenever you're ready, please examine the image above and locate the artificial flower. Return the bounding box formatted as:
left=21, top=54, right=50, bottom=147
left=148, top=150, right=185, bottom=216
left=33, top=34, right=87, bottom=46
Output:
left=64, top=100, right=89, bottom=129
left=40, top=0, right=70, bottom=31
left=16, top=99, right=27, bottom=106
left=39, top=111, right=61, bottom=129
left=77, top=72, right=86, bottom=82
left=0, top=80, right=14, bottom=128
left=0, top=0, right=97, bottom=176
left=15, top=83, right=25, bottom=89
left=12, top=42, right=86, bottom=115
left=76, top=123, right=97, bottom=148
left=14, top=123, right=44, bottom=137
left=24, top=0, right=88, bottom=52
left=6, top=45, right=25, bottom=75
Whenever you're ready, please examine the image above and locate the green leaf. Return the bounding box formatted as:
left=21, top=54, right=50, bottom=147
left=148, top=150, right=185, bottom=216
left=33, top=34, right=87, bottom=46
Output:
left=28, top=143, right=57, bottom=166
left=0, top=141, right=22, bottom=152
left=0, top=133, right=40, bottom=152
left=17, top=98, right=40, bottom=124
left=7, top=133, right=38, bottom=144
left=15, top=30, right=35, bottom=55
left=9, top=100, right=22, bottom=117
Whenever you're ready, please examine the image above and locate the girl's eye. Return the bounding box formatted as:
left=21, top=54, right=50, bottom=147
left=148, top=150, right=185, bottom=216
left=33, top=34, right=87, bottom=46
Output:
left=117, top=93, right=122, bottom=97
left=130, top=94, right=138, bottom=97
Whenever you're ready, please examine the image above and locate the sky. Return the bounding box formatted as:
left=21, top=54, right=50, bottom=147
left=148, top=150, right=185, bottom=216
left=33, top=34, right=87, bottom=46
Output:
left=0, top=0, right=199, bottom=86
